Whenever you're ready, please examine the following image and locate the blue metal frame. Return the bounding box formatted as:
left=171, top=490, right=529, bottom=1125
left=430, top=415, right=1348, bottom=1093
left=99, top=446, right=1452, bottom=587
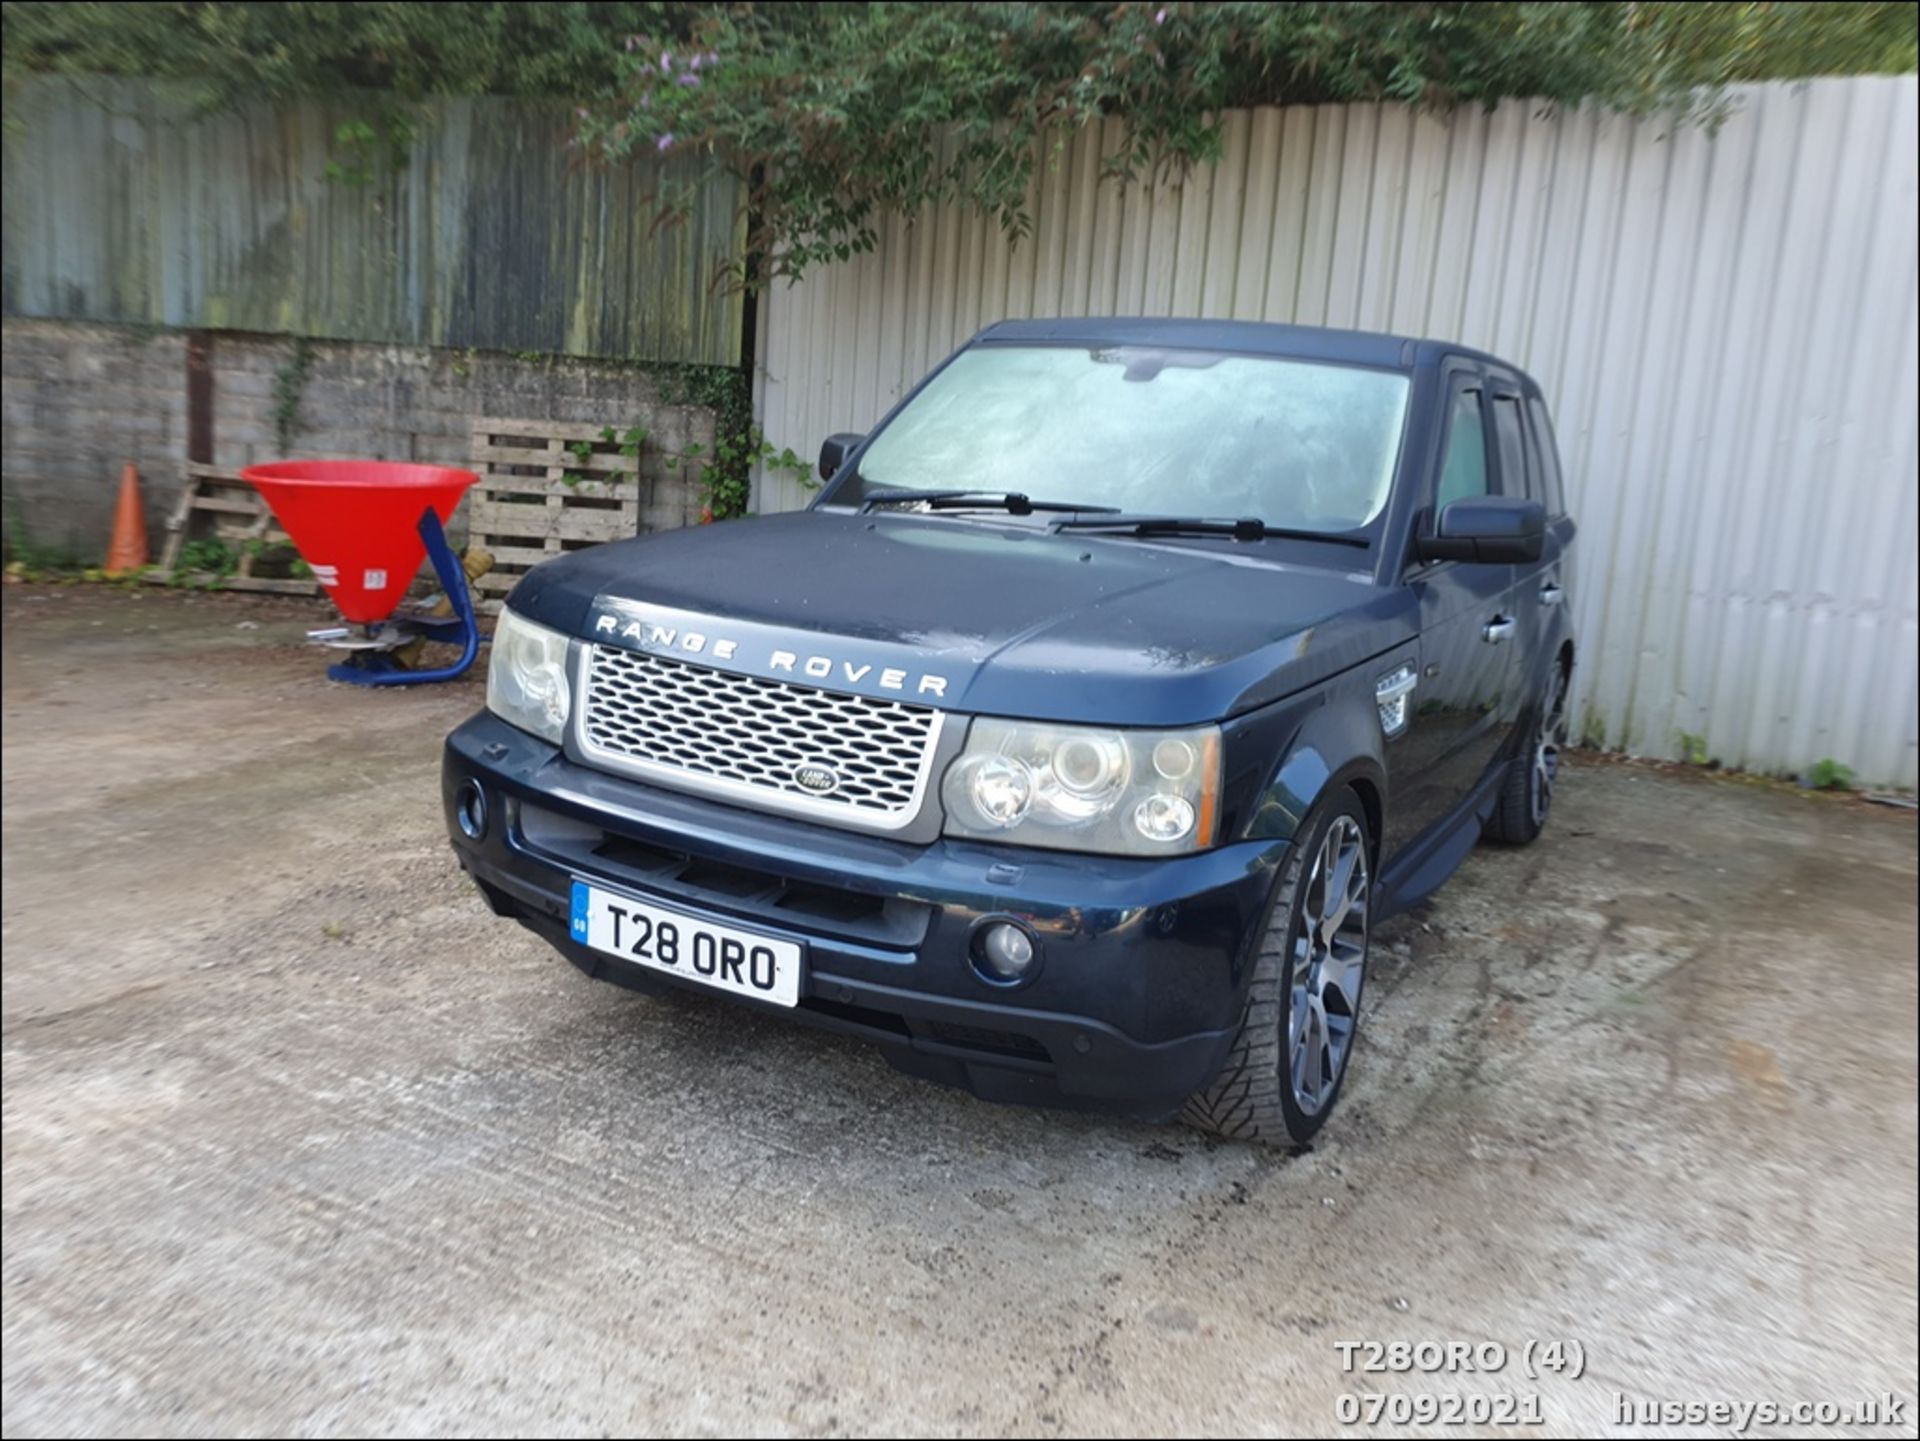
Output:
left=327, top=508, right=480, bottom=686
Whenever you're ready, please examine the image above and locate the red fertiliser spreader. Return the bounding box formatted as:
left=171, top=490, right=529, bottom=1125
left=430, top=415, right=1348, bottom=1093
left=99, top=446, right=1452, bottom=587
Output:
left=243, top=460, right=481, bottom=686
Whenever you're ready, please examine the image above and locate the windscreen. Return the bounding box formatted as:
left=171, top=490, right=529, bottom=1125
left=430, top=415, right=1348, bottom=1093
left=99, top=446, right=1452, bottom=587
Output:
left=845, top=344, right=1411, bottom=532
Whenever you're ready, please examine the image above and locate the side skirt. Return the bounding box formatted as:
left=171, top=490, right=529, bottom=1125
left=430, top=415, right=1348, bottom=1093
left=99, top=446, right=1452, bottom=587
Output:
left=1373, top=758, right=1508, bottom=919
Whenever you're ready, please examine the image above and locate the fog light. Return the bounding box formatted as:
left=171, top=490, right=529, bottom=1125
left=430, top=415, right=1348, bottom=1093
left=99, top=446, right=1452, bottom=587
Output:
left=971, top=918, right=1039, bottom=985
left=455, top=780, right=488, bottom=841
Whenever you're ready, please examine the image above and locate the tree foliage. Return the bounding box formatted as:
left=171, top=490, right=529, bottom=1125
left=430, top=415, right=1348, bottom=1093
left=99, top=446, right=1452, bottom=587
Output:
left=581, top=1, right=1917, bottom=280
left=0, top=1, right=671, bottom=109
left=6, top=2, right=1915, bottom=282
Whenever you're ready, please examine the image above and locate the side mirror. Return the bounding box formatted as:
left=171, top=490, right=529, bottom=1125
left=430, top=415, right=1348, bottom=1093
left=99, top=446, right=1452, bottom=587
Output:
left=818, top=432, right=865, bottom=482
left=1417, top=496, right=1545, bottom=565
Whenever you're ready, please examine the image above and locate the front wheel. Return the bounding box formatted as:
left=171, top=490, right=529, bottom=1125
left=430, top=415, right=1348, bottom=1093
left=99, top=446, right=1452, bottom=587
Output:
left=1182, top=791, right=1372, bottom=1146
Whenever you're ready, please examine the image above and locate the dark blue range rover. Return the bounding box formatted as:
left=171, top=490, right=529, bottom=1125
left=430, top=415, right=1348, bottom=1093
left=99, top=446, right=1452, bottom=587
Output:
left=444, top=319, right=1576, bottom=1144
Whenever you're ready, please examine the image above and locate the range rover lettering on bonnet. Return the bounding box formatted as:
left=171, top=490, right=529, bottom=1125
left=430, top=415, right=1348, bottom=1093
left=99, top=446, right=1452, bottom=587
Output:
left=591, top=612, right=950, bottom=698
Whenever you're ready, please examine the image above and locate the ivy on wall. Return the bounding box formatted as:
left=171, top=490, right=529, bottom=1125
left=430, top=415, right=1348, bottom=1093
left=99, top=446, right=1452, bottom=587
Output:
left=648, top=362, right=809, bottom=520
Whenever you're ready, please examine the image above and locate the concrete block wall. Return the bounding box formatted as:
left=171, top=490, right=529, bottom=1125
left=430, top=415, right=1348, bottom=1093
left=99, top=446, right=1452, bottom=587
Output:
left=2, top=319, right=720, bottom=560
left=2, top=322, right=188, bottom=560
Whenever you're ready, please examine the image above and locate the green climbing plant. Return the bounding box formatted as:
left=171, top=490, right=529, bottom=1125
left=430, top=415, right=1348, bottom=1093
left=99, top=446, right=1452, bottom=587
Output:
left=601, top=424, right=650, bottom=461
left=271, top=337, right=315, bottom=453
left=646, top=363, right=809, bottom=520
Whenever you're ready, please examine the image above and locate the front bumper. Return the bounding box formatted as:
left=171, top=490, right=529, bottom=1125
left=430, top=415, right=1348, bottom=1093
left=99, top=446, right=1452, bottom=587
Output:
left=444, top=712, right=1287, bottom=1117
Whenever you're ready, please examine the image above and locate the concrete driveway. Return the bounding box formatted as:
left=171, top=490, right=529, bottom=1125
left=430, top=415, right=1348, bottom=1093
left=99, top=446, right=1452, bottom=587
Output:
left=3, top=585, right=1915, bottom=1437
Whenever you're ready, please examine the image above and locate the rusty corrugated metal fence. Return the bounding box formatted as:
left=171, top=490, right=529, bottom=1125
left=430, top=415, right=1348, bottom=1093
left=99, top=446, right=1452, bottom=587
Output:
left=753, top=78, right=1919, bottom=788
left=2, top=78, right=743, bottom=365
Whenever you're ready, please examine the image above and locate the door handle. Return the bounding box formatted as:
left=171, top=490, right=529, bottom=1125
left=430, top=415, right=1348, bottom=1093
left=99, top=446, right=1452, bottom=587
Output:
left=1540, top=581, right=1564, bottom=606
left=1482, top=615, right=1517, bottom=644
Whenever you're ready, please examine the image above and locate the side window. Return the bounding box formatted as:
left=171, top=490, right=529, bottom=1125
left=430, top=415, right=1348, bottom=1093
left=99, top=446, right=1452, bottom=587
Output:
left=1522, top=410, right=1548, bottom=504
left=1491, top=394, right=1528, bottom=499
left=1435, top=388, right=1488, bottom=512
left=1527, top=397, right=1567, bottom=515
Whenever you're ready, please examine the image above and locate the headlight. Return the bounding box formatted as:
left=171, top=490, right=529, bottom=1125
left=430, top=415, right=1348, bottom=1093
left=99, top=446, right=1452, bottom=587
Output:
left=942, top=719, right=1220, bottom=855
left=486, top=606, right=572, bottom=743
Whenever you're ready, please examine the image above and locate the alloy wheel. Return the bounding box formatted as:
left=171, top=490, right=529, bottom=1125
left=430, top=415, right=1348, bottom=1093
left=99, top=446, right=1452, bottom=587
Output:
left=1287, top=815, right=1368, bottom=1115
left=1530, top=667, right=1570, bottom=828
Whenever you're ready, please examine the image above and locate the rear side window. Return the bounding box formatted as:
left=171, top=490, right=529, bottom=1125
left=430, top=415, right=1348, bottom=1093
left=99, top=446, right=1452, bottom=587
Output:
left=1527, top=397, right=1567, bottom=515
left=1436, top=389, right=1488, bottom=511
left=1491, top=394, right=1528, bottom=498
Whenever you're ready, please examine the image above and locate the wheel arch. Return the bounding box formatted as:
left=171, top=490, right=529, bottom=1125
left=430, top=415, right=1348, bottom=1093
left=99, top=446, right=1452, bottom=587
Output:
left=1536, top=621, right=1576, bottom=695
left=1345, top=771, right=1385, bottom=861
left=1533, top=636, right=1576, bottom=732
left=1240, top=681, right=1390, bottom=855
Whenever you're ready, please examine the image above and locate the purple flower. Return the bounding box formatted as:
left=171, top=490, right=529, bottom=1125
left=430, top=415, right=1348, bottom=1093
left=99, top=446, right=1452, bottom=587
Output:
left=660, top=50, right=673, bottom=73
left=656, top=134, right=675, bottom=152
left=1155, top=8, right=1167, bottom=22
left=677, top=72, right=700, bottom=86
left=689, top=53, right=704, bottom=71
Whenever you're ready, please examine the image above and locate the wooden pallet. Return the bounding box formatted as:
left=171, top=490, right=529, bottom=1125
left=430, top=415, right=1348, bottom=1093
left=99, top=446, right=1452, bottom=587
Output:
left=469, top=418, right=643, bottom=612
left=144, top=462, right=321, bottom=595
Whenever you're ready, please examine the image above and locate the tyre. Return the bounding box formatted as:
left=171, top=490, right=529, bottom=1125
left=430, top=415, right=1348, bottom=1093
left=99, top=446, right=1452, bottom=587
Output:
left=1183, top=790, right=1372, bottom=1146
left=1487, top=659, right=1570, bottom=846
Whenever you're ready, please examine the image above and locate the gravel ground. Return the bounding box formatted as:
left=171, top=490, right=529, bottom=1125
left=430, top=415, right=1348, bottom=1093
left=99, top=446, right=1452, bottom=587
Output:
left=3, top=584, right=1915, bottom=1438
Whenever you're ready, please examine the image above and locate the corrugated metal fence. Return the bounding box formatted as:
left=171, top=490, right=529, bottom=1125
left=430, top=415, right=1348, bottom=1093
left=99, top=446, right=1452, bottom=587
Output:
left=754, top=77, right=1919, bottom=788
left=3, top=77, right=743, bottom=365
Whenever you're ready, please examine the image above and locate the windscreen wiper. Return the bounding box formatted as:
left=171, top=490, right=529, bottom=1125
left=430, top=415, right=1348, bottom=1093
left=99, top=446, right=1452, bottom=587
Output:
left=1050, top=513, right=1371, bottom=547
left=859, top=489, right=1120, bottom=516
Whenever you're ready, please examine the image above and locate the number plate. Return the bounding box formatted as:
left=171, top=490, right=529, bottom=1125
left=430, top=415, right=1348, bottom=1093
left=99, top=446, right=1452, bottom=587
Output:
left=568, top=880, right=802, bottom=1008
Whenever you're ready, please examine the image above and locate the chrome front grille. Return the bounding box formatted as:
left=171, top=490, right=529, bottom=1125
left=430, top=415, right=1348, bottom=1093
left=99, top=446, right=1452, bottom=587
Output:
left=578, top=644, right=942, bottom=823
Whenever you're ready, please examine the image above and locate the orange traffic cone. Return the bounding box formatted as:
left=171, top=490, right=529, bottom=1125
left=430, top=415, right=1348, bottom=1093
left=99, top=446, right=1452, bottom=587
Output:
left=105, top=462, right=149, bottom=576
